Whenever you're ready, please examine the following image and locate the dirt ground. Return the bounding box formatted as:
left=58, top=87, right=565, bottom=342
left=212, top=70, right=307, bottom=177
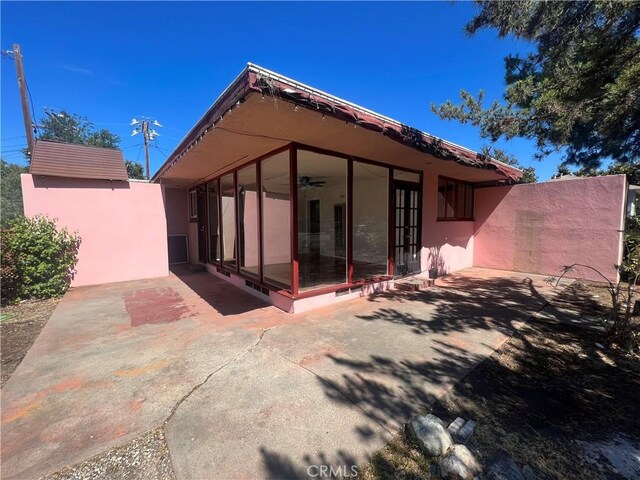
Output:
left=362, top=281, right=640, bottom=480
left=1, top=298, right=60, bottom=387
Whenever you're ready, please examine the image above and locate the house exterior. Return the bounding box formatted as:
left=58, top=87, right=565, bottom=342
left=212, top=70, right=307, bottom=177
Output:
left=20, top=64, right=627, bottom=313
left=152, top=64, right=621, bottom=313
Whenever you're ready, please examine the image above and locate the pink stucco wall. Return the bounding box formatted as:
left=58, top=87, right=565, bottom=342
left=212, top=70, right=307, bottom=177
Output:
left=21, top=174, right=169, bottom=287
left=474, top=175, right=626, bottom=282
left=421, top=171, right=474, bottom=275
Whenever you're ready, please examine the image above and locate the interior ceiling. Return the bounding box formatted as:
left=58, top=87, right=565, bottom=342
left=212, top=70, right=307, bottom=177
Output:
left=159, top=92, right=508, bottom=188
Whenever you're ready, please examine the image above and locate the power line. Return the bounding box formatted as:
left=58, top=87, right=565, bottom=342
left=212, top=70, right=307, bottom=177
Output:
left=121, top=143, right=143, bottom=150
left=25, top=80, right=38, bottom=135
left=153, top=144, right=170, bottom=156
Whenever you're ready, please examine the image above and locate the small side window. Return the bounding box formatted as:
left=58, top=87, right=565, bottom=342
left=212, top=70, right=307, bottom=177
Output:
left=437, top=177, right=474, bottom=221
left=189, top=190, right=197, bottom=219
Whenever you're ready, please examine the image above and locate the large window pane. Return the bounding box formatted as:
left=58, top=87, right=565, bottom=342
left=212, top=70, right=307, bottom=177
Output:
left=261, top=151, right=291, bottom=289
left=207, top=181, right=220, bottom=263
left=221, top=173, right=236, bottom=269
left=297, top=150, right=347, bottom=291
left=353, top=162, right=389, bottom=280
left=238, top=165, right=259, bottom=277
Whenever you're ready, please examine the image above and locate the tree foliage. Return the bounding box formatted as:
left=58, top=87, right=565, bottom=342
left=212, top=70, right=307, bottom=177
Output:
left=433, top=1, right=640, bottom=169
left=553, top=160, right=640, bottom=184
left=479, top=145, right=538, bottom=183
left=126, top=160, right=145, bottom=180
left=37, top=110, right=120, bottom=149
left=1, top=160, right=28, bottom=228
left=1, top=215, right=80, bottom=304
left=34, top=110, right=141, bottom=179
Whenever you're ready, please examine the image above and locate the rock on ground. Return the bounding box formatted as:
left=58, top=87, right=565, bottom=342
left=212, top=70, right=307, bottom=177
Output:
left=579, top=433, right=640, bottom=480
left=439, top=444, right=481, bottom=480
left=485, top=454, right=524, bottom=480
left=408, top=414, right=453, bottom=458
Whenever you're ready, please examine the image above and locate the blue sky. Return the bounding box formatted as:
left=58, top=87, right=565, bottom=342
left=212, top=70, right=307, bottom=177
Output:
left=2, top=1, right=563, bottom=179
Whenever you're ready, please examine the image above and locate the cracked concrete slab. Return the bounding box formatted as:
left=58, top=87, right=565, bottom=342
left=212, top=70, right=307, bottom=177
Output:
left=0, top=273, right=284, bottom=480
left=165, top=344, right=392, bottom=479
left=1, top=267, right=570, bottom=479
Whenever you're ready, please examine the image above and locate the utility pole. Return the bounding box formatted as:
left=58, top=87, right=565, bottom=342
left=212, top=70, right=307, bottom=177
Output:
left=131, top=118, right=161, bottom=180
left=12, top=44, right=35, bottom=157
left=142, top=121, right=150, bottom=181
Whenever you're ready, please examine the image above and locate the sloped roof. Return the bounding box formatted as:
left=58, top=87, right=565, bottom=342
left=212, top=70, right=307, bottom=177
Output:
left=153, top=63, right=522, bottom=182
left=30, top=140, right=128, bottom=181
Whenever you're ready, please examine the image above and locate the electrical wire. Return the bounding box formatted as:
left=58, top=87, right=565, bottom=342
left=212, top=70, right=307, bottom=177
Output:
left=214, top=126, right=292, bottom=143
left=153, top=144, right=170, bottom=157
left=121, top=143, right=143, bottom=150
left=25, top=80, right=38, bottom=136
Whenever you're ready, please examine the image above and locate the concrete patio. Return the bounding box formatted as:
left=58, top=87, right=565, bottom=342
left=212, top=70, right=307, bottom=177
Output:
left=1, top=267, right=570, bottom=479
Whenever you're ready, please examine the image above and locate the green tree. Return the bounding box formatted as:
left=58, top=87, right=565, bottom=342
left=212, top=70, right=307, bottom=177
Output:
left=126, top=160, right=145, bottom=180
left=1, top=160, right=29, bottom=228
left=480, top=146, right=537, bottom=183
left=554, top=160, right=640, bottom=184
left=37, top=110, right=120, bottom=149
left=432, top=1, right=640, bottom=170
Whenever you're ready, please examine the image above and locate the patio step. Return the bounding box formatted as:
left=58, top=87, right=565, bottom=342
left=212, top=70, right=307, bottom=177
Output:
left=395, top=278, right=435, bottom=292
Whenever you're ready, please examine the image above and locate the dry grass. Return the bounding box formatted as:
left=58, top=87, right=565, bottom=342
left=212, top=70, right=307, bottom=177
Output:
left=361, top=281, right=640, bottom=479
left=358, top=430, right=433, bottom=480
left=1, top=297, right=60, bottom=387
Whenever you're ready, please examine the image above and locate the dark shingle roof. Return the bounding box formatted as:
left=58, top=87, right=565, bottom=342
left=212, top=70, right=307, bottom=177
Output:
left=30, top=140, right=128, bottom=181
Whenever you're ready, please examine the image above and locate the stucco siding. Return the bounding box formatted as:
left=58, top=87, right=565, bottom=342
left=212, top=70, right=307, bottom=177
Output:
left=474, top=175, right=626, bottom=283
left=421, top=171, right=475, bottom=276
left=21, top=174, right=169, bottom=287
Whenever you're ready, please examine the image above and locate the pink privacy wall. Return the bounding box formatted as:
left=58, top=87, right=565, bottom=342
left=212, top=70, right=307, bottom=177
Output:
left=21, top=174, right=169, bottom=287
left=421, top=171, right=474, bottom=275
left=474, top=175, right=626, bottom=282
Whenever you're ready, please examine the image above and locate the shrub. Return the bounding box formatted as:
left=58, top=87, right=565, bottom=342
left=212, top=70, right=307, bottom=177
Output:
left=1, top=215, right=80, bottom=304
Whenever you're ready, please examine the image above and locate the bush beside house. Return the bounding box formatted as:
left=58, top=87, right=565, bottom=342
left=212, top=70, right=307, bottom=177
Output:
left=1, top=215, right=80, bottom=304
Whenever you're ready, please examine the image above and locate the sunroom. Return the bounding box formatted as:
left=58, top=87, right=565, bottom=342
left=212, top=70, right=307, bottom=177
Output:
left=155, top=64, right=521, bottom=313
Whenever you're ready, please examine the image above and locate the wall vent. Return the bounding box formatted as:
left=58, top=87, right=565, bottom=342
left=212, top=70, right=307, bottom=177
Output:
left=245, top=279, right=268, bottom=296
left=216, top=267, right=231, bottom=277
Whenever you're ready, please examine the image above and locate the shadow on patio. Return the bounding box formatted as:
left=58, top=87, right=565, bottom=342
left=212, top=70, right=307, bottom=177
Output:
left=170, top=264, right=272, bottom=316
left=257, top=269, right=586, bottom=479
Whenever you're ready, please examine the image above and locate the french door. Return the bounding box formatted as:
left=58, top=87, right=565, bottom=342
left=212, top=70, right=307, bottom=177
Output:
left=393, top=182, right=421, bottom=276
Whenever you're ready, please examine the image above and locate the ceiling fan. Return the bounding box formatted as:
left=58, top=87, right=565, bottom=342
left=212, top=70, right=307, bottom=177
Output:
left=298, top=176, right=326, bottom=188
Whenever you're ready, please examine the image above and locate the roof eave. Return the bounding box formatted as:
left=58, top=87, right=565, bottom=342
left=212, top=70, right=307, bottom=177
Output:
left=153, top=63, right=522, bottom=183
